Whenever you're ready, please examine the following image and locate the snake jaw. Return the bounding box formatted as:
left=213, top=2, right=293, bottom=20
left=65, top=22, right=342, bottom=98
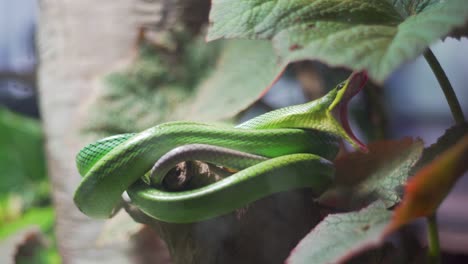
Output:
left=337, top=72, right=369, bottom=153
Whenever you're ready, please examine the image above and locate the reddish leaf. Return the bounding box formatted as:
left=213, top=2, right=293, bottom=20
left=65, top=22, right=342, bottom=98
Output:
left=388, top=134, right=468, bottom=233
left=320, top=138, right=423, bottom=209
left=335, top=138, right=421, bottom=186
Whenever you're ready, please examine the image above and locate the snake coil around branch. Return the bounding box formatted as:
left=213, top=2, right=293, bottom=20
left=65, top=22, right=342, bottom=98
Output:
left=74, top=72, right=368, bottom=223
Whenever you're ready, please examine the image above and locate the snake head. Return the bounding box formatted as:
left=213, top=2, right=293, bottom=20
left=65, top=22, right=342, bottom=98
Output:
left=329, top=71, right=369, bottom=152
left=237, top=71, right=369, bottom=153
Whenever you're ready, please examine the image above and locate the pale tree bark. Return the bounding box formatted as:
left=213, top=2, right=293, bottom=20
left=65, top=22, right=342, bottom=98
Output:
left=38, top=0, right=144, bottom=262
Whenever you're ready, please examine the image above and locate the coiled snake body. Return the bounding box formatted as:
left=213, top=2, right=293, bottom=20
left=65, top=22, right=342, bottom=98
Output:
left=74, top=73, right=367, bottom=223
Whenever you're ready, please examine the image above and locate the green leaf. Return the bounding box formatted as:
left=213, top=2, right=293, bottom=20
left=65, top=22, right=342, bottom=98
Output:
left=0, top=108, right=47, bottom=200
left=208, top=0, right=468, bottom=82
left=449, top=19, right=468, bottom=39
left=181, top=39, right=285, bottom=121
left=287, top=201, right=391, bottom=264
left=319, top=138, right=423, bottom=209
left=412, top=123, right=468, bottom=172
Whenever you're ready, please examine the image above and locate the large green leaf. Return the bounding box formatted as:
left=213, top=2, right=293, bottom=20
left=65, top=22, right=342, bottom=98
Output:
left=287, top=201, right=392, bottom=264
left=208, top=0, right=468, bottom=82
left=181, top=39, right=285, bottom=121
left=449, top=19, right=468, bottom=39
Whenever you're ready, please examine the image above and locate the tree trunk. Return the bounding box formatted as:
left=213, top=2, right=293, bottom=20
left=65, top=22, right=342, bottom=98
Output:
left=38, top=0, right=140, bottom=262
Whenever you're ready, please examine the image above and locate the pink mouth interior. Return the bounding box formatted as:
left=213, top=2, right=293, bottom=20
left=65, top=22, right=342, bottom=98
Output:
left=339, top=72, right=369, bottom=153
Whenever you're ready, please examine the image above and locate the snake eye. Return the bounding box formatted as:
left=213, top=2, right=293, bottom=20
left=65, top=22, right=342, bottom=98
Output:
left=336, top=82, right=346, bottom=90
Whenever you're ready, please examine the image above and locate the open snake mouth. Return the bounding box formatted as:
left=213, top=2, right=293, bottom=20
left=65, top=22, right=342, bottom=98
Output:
left=338, top=72, right=369, bottom=152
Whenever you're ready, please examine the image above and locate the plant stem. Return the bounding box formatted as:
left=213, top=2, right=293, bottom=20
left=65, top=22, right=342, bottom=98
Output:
left=363, top=82, right=388, bottom=140
left=427, top=213, right=441, bottom=264
left=424, top=48, right=465, bottom=125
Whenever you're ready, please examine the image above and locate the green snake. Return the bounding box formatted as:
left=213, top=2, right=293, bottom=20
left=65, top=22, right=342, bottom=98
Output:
left=74, top=72, right=368, bottom=223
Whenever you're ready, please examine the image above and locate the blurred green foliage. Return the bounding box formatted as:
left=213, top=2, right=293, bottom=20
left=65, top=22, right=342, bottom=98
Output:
left=0, top=107, right=47, bottom=200
left=0, top=107, right=59, bottom=263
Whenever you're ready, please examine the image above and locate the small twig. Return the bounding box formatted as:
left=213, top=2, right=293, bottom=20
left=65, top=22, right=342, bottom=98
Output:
left=427, top=213, right=441, bottom=264
left=424, top=48, right=465, bottom=125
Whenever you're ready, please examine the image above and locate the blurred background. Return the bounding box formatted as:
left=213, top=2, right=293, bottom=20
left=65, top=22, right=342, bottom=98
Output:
left=0, top=1, right=59, bottom=263
left=0, top=0, right=467, bottom=263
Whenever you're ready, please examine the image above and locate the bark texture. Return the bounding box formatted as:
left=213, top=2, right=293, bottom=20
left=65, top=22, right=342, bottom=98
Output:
left=38, top=0, right=141, bottom=263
